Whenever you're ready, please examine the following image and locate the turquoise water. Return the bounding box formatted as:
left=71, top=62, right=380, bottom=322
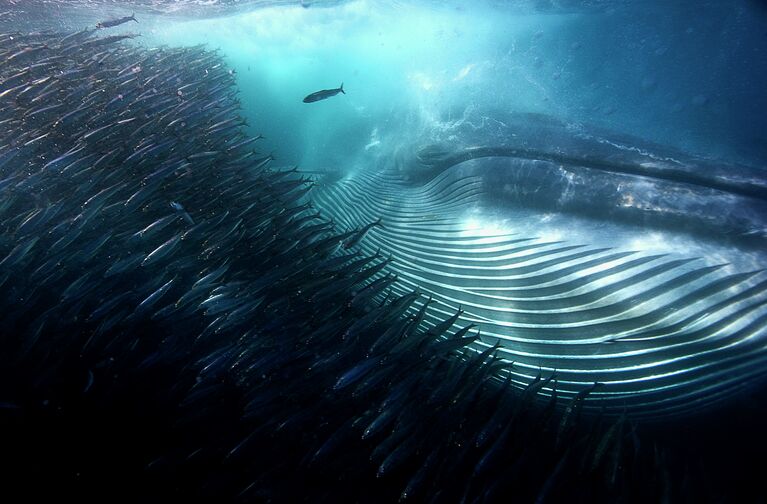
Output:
left=140, top=1, right=767, bottom=173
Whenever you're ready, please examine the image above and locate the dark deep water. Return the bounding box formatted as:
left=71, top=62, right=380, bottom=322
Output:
left=1, top=0, right=767, bottom=502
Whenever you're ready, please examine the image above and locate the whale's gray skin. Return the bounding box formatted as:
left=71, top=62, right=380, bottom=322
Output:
left=414, top=144, right=767, bottom=241
left=312, top=112, right=767, bottom=418
left=394, top=113, right=767, bottom=249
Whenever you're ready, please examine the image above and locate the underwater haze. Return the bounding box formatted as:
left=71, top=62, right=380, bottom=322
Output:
left=138, top=0, right=767, bottom=170
left=2, top=0, right=767, bottom=502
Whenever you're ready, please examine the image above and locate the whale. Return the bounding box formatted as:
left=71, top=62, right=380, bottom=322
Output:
left=311, top=110, right=767, bottom=418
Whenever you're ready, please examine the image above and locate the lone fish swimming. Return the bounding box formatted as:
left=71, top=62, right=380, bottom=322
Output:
left=303, top=83, right=345, bottom=103
left=96, top=13, right=138, bottom=29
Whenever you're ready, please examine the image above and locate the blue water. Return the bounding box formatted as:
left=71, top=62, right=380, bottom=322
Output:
left=134, top=0, right=767, bottom=172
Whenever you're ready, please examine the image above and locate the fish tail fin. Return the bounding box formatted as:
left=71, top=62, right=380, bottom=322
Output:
left=340, top=83, right=345, bottom=94
left=375, top=217, right=384, bottom=228
left=132, top=12, right=138, bottom=22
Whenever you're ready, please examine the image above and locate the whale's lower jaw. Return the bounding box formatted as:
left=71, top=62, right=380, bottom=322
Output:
left=313, top=166, right=767, bottom=418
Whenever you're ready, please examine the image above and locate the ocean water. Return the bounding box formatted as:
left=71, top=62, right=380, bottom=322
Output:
left=1, top=0, right=767, bottom=501
left=136, top=1, right=767, bottom=169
